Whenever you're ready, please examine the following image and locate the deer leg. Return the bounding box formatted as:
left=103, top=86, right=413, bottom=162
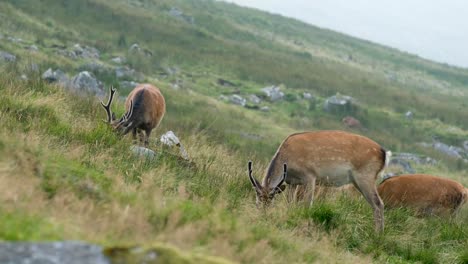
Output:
left=132, top=128, right=137, bottom=144
left=137, top=129, right=145, bottom=145
left=303, top=176, right=316, bottom=208
left=144, top=129, right=152, bottom=147
left=350, top=172, right=384, bottom=233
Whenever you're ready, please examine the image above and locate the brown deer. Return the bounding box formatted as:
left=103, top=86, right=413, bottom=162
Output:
left=248, top=130, right=390, bottom=232
left=101, top=84, right=166, bottom=146
left=378, top=174, right=468, bottom=215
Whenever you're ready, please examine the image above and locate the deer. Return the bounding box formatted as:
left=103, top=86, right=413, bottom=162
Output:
left=378, top=174, right=468, bottom=215
left=248, top=130, right=391, bottom=232
left=101, top=83, right=166, bottom=147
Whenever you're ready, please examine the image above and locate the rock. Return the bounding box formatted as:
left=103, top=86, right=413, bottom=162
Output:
left=42, top=68, right=70, bottom=86
left=160, top=131, right=189, bottom=160
left=0, top=241, right=109, bottom=264
left=217, top=78, right=236, bottom=87
left=130, top=145, right=156, bottom=159
left=111, top=56, right=125, bottom=64
left=79, top=62, right=110, bottom=74
left=392, top=152, right=437, bottom=166
left=260, top=106, right=270, bottom=112
left=168, top=7, right=195, bottom=25
left=463, top=141, right=468, bottom=152
left=120, top=81, right=140, bottom=89
left=6, top=36, right=23, bottom=43
left=20, top=74, right=28, bottom=81
left=129, top=43, right=141, bottom=53
left=405, top=111, right=413, bottom=120
left=165, top=66, right=179, bottom=76
left=0, top=51, right=16, bottom=62
left=323, top=93, right=356, bottom=113
left=261, top=85, right=284, bottom=102
left=342, top=116, right=362, bottom=129
left=27, top=45, right=39, bottom=52
left=218, top=95, right=229, bottom=102
left=248, top=94, right=261, bottom=105
left=229, top=94, right=246, bottom=106
left=389, top=159, right=415, bottom=174
left=432, top=141, right=464, bottom=159
left=303, top=92, right=314, bottom=100
left=56, top=49, right=78, bottom=59
left=71, top=71, right=103, bottom=95
left=73, top=43, right=100, bottom=59
left=115, top=66, right=143, bottom=81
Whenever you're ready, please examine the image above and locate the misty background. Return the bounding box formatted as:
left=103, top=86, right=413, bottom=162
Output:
left=226, top=0, right=468, bottom=68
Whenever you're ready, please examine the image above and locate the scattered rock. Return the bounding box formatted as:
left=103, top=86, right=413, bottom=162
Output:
left=73, top=43, right=100, bottom=59
left=115, top=66, right=143, bottom=81
left=391, top=152, right=437, bottom=166
left=120, top=81, right=140, bottom=89
left=405, top=111, right=413, bottom=120
left=6, top=36, right=23, bottom=43
left=342, top=116, right=362, bottom=129
left=303, top=92, right=314, bottom=100
left=218, top=95, right=229, bottom=101
left=71, top=71, right=103, bottom=95
left=160, top=131, right=190, bottom=160
left=79, top=62, right=110, bottom=74
left=323, top=93, right=356, bottom=113
left=261, top=85, right=284, bottom=102
left=42, top=68, right=70, bottom=86
left=27, top=45, right=39, bottom=52
left=260, top=106, right=270, bottom=112
left=0, top=241, right=109, bottom=264
left=248, top=94, right=261, bottom=105
left=432, top=141, right=464, bottom=159
left=111, top=56, right=126, bottom=64
left=165, top=66, right=180, bottom=76
left=463, top=141, right=468, bottom=152
left=0, top=51, right=16, bottom=62
left=56, top=49, right=78, bottom=59
left=129, top=43, right=141, bottom=53
left=389, top=159, right=415, bottom=174
left=229, top=94, right=246, bottom=106
left=55, top=44, right=100, bottom=59
left=130, top=145, right=156, bottom=160
left=168, top=7, right=195, bottom=25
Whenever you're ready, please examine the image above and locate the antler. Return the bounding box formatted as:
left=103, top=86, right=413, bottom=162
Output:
left=124, top=100, right=134, bottom=121
left=101, top=86, right=116, bottom=123
left=248, top=161, right=260, bottom=189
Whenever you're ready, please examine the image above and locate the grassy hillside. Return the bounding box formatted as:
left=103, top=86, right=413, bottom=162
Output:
left=0, top=0, right=468, bottom=263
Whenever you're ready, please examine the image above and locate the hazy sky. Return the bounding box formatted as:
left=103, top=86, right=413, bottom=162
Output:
left=226, top=0, right=468, bottom=68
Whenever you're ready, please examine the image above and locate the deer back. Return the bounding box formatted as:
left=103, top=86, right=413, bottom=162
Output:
left=125, top=84, right=166, bottom=130
left=262, top=130, right=386, bottom=188
left=378, top=174, right=467, bottom=214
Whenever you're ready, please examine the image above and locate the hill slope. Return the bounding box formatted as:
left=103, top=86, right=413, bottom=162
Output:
left=0, top=0, right=468, bottom=263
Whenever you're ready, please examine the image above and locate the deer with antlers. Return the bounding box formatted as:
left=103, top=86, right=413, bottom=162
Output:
left=101, top=84, right=166, bottom=146
left=248, top=130, right=391, bottom=232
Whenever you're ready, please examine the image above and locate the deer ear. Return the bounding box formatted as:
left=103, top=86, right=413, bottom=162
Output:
left=271, top=184, right=286, bottom=195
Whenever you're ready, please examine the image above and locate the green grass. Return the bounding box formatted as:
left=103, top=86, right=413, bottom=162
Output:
left=0, top=0, right=468, bottom=262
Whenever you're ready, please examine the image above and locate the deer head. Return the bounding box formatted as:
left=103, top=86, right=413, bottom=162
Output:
left=248, top=161, right=287, bottom=207
left=101, top=86, right=134, bottom=133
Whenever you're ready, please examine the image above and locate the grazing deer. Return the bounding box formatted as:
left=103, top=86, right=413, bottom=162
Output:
left=101, top=84, right=166, bottom=146
left=248, top=130, right=390, bottom=232
left=378, top=174, right=468, bottom=215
